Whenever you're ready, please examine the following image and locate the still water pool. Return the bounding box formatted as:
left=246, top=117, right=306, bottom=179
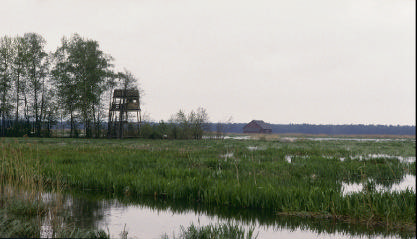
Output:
left=57, top=193, right=413, bottom=239
left=96, top=202, right=397, bottom=239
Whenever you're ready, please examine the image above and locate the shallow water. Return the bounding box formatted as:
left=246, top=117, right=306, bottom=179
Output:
left=305, top=137, right=411, bottom=142
left=2, top=184, right=413, bottom=239
left=342, top=175, right=416, bottom=196
left=46, top=192, right=411, bottom=239
left=97, top=198, right=415, bottom=239
left=350, top=154, right=416, bottom=163
left=220, top=152, right=234, bottom=160
left=223, top=136, right=252, bottom=140
left=93, top=199, right=402, bottom=239
left=285, top=155, right=292, bottom=163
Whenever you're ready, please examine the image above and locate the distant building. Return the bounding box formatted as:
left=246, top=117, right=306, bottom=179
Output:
left=243, top=120, right=272, bottom=134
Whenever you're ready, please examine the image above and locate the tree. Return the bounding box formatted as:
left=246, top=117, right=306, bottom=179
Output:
left=51, top=36, right=79, bottom=137
left=51, top=34, right=114, bottom=138
left=175, top=109, right=189, bottom=139
left=0, top=36, right=14, bottom=136
left=24, top=33, right=49, bottom=136
left=11, top=36, right=29, bottom=124
left=168, top=107, right=209, bottom=139
left=190, top=107, right=209, bottom=139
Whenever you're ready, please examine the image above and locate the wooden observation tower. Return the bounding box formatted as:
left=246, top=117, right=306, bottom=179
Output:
left=108, top=88, right=141, bottom=138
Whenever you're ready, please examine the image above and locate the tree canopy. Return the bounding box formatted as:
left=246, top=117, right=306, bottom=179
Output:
left=0, top=33, right=141, bottom=138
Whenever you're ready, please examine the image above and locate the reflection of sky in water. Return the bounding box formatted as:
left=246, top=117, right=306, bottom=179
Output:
left=18, top=184, right=411, bottom=238
left=207, top=136, right=414, bottom=143
left=220, top=152, right=234, bottom=160
left=306, top=138, right=412, bottom=142
left=387, top=175, right=416, bottom=192
left=96, top=200, right=408, bottom=239
left=97, top=205, right=352, bottom=239
left=350, top=154, right=416, bottom=163
left=342, top=175, right=416, bottom=196
left=281, top=154, right=414, bottom=164
left=223, top=136, right=251, bottom=140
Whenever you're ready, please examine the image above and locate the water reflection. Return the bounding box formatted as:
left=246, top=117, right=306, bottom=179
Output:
left=63, top=194, right=107, bottom=229
left=2, top=183, right=414, bottom=238
left=306, top=138, right=411, bottom=142
left=65, top=190, right=414, bottom=239
left=342, top=175, right=416, bottom=196
left=349, top=154, right=416, bottom=163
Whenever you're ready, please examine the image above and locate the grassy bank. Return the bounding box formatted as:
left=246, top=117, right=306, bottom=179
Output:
left=0, top=137, right=415, bottom=232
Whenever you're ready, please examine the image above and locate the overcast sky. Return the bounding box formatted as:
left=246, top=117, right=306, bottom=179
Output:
left=1, top=0, right=415, bottom=125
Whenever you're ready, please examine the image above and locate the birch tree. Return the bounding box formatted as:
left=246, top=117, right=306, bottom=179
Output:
left=24, top=33, right=49, bottom=136
left=12, top=36, right=29, bottom=124
left=51, top=34, right=114, bottom=137
left=0, top=36, right=13, bottom=136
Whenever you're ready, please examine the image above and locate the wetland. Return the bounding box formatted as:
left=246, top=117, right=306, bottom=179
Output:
left=0, top=136, right=415, bottom=238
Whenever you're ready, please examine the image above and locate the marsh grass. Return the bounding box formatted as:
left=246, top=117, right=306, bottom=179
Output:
left=0, top=139, right=109, bottom=238
left=0, top=137, right=415, bottom=232
left=0, top=209, right=40, bottom=238
left=162, top=222, right=258, bottom=239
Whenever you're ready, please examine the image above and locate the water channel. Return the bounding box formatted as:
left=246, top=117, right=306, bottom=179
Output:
left=3, top=165, right=415, bottom=238
left=39, top=182, right=414, bottom=239
left=2, top=175, right=415, bottom=239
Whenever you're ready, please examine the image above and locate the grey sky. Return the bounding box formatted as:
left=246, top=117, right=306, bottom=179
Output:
left=1, top=0, right=415, bottom=125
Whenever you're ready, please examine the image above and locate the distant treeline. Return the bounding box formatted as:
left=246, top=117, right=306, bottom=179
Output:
left=210, top=123, right=416, bottom=136
left=47, top=122, right=416, bottom=136
left=3, top=108, right=210, bottom=139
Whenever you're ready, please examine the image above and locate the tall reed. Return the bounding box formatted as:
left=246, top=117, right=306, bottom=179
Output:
left=0, top=139, right=109, bottom=238
left=1, top=137, right=415, bottom=232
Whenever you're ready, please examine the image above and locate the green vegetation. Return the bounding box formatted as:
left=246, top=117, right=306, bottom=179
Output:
left=0, top=137, right=415, bottom=234
left=0, top=137, right=110, bottom=238
left=140, top=108, right=210, bottom=140
left=162, top=222, right=258, bottom=239
left=0, top=33, right=141, bottom=138
left=0, top=186, right=109, bottom=238
left=0, top=197, right=44, bottom=238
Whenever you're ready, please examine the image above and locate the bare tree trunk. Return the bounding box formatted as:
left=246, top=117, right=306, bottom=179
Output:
left=24, top=93, right=28, bottom=121
left=70, top=110, right=74, bottom=138
left=118, top=96, right=124, bottom=139
left=15, top=71, right=20, bottom=123
left=107, top=90, right=113, bottom=138
left=39, top=78, right=45, bottom=136
left=92, top=105, right=96, bottom=138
